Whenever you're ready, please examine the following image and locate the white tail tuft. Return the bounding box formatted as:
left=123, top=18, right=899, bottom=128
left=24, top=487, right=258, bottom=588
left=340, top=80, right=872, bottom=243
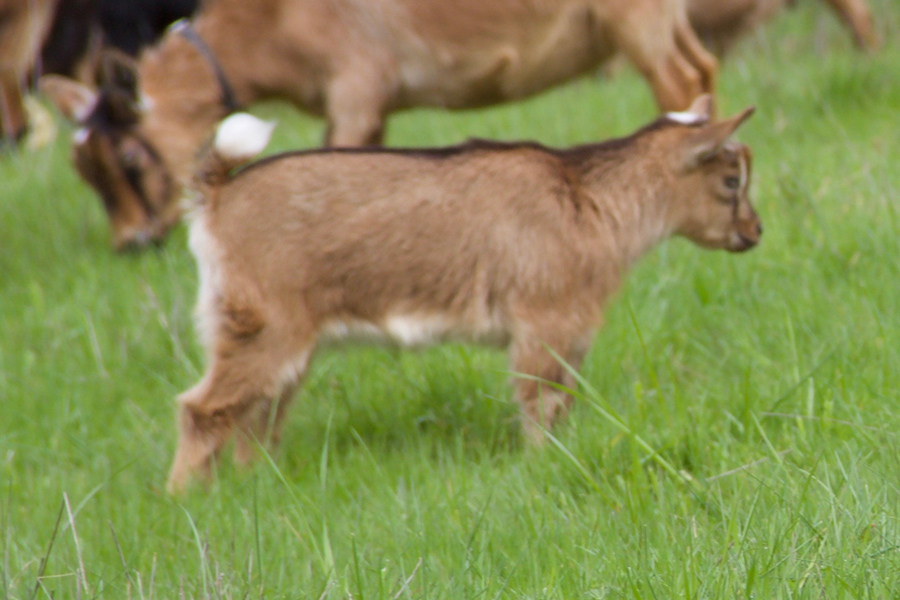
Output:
left=214, top=113, right=276, bottom=162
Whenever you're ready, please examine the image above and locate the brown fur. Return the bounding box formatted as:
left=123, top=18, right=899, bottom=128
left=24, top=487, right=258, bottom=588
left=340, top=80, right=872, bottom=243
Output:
left=0, top=0, right=58, bottom=143
left=166, top=96, right=761, bottom=493
left=41, top=0, right=718, bottom=250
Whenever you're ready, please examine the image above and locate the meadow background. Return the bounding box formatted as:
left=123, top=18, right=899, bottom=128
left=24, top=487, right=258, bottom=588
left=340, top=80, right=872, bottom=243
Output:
left=2, top=2, right=900, bottom=597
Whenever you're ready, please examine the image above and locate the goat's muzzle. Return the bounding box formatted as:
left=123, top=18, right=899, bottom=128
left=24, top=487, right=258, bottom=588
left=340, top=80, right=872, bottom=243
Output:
left=729, top=220, right=762, bottom=253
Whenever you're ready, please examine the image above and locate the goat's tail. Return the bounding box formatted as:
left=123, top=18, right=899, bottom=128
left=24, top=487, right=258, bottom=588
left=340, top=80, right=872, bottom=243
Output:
left=191, top=113, right=276, bottom=204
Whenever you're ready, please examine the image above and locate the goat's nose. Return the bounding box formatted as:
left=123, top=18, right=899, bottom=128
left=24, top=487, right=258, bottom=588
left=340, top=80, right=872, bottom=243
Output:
left=115, top=228, right=156, bottom=252
left=756, top=222, right=763, bottom=237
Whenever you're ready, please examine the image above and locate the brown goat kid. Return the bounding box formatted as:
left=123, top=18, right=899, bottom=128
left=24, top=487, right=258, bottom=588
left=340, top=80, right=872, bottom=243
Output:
left=40, top=0, right=717, bottom=250
left=166, top=95, right=761, bottom=493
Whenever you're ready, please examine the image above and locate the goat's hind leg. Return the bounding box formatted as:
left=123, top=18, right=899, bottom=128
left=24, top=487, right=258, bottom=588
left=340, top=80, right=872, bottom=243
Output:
left=823, top=0, right=879, bottom=50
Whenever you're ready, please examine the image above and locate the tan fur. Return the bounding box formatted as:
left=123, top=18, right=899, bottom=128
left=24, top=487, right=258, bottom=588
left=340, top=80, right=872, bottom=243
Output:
left=41, top=0, right=718, bottom=250
left=166, top=97, right=762, bottom=493
left=688, top=0, right=878, bottom=55
left=0, top=0, right=58, bottom=143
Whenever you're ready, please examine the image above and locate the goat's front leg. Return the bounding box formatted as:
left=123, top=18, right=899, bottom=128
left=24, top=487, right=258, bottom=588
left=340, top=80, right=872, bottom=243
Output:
left=616, top=5, right=718, bottom=112
left=510, top=329, right=593, bottom=444
left=233, top=382, right=299, bottom=467
left=167, top=346, right=303, bottom=492
left=167, top=366, right=268, bottom=494
left=673, top=17, right=718, bottom=99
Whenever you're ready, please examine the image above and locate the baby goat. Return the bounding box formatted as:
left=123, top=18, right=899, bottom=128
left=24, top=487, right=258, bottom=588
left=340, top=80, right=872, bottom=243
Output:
left=167, top=95, right=761, bottom=493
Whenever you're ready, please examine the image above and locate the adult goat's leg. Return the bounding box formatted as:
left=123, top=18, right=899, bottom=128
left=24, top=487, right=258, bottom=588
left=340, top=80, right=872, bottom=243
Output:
left=822, top=0, right=879, bottom=50
left=324, top=66, right=391, bottom=146
left=617, top=5, right=717, bottom=111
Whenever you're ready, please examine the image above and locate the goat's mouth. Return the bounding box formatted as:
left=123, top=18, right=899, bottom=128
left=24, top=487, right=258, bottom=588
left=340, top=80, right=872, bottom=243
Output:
left=112, top=211, right=181, bottom=251
left=727, top=232, right=759, bottom=253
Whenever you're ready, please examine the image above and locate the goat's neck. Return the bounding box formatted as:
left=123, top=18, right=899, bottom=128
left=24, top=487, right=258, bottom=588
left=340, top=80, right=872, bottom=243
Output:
left=580, top=155, right=678, bottom=269
left=137, top=22, right=262, bottom=188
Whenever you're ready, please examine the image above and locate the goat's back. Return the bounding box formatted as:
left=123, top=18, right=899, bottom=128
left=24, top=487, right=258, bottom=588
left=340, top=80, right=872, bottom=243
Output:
left=195, top=144, right=606, bottom=324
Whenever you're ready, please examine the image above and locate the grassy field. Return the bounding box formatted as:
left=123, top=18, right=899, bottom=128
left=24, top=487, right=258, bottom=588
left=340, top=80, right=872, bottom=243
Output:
left=2, top=3, right=900, bottom=598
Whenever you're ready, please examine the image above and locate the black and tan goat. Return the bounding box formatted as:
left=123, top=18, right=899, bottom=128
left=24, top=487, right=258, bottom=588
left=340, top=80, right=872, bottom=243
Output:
left=167, top=95, right=761, bottom=493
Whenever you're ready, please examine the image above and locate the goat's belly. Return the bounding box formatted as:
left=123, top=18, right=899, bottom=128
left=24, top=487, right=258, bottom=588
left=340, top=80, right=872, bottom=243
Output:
left=319, top=314, right=509, bottom=349
left=398, top=51, right=601, bottom=109
left=396, top=7, right=610, bottom=107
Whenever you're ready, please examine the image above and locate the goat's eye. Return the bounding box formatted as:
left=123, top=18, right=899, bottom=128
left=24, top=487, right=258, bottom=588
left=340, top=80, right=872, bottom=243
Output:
left=724, top=176, right=741, bottom=190
left=121, top=149, right=140, bottom=168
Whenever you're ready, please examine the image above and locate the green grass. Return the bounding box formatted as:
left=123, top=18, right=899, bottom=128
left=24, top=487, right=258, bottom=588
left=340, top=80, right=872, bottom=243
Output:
left=3, top=3, right=900, bottom=597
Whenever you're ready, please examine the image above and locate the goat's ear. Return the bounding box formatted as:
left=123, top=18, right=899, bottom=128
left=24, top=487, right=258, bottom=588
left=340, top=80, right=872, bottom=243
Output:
left=96, top=49, right=143, bottom=125
left=687, top=94, right=715, bottom=121
left=39, top=75, right=98, bottom=123
left=97, top=49, right=139, bottom=96
left=682, top=106, right=755, bottom=168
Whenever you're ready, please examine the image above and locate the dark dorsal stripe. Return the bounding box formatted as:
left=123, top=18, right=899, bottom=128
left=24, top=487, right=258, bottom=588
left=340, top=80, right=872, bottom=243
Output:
left=171, top=19, right=241, bottom=114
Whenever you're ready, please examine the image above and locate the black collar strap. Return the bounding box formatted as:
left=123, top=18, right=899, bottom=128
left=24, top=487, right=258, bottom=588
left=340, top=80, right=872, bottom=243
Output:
left=171, top=19, right=241, bottom=114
